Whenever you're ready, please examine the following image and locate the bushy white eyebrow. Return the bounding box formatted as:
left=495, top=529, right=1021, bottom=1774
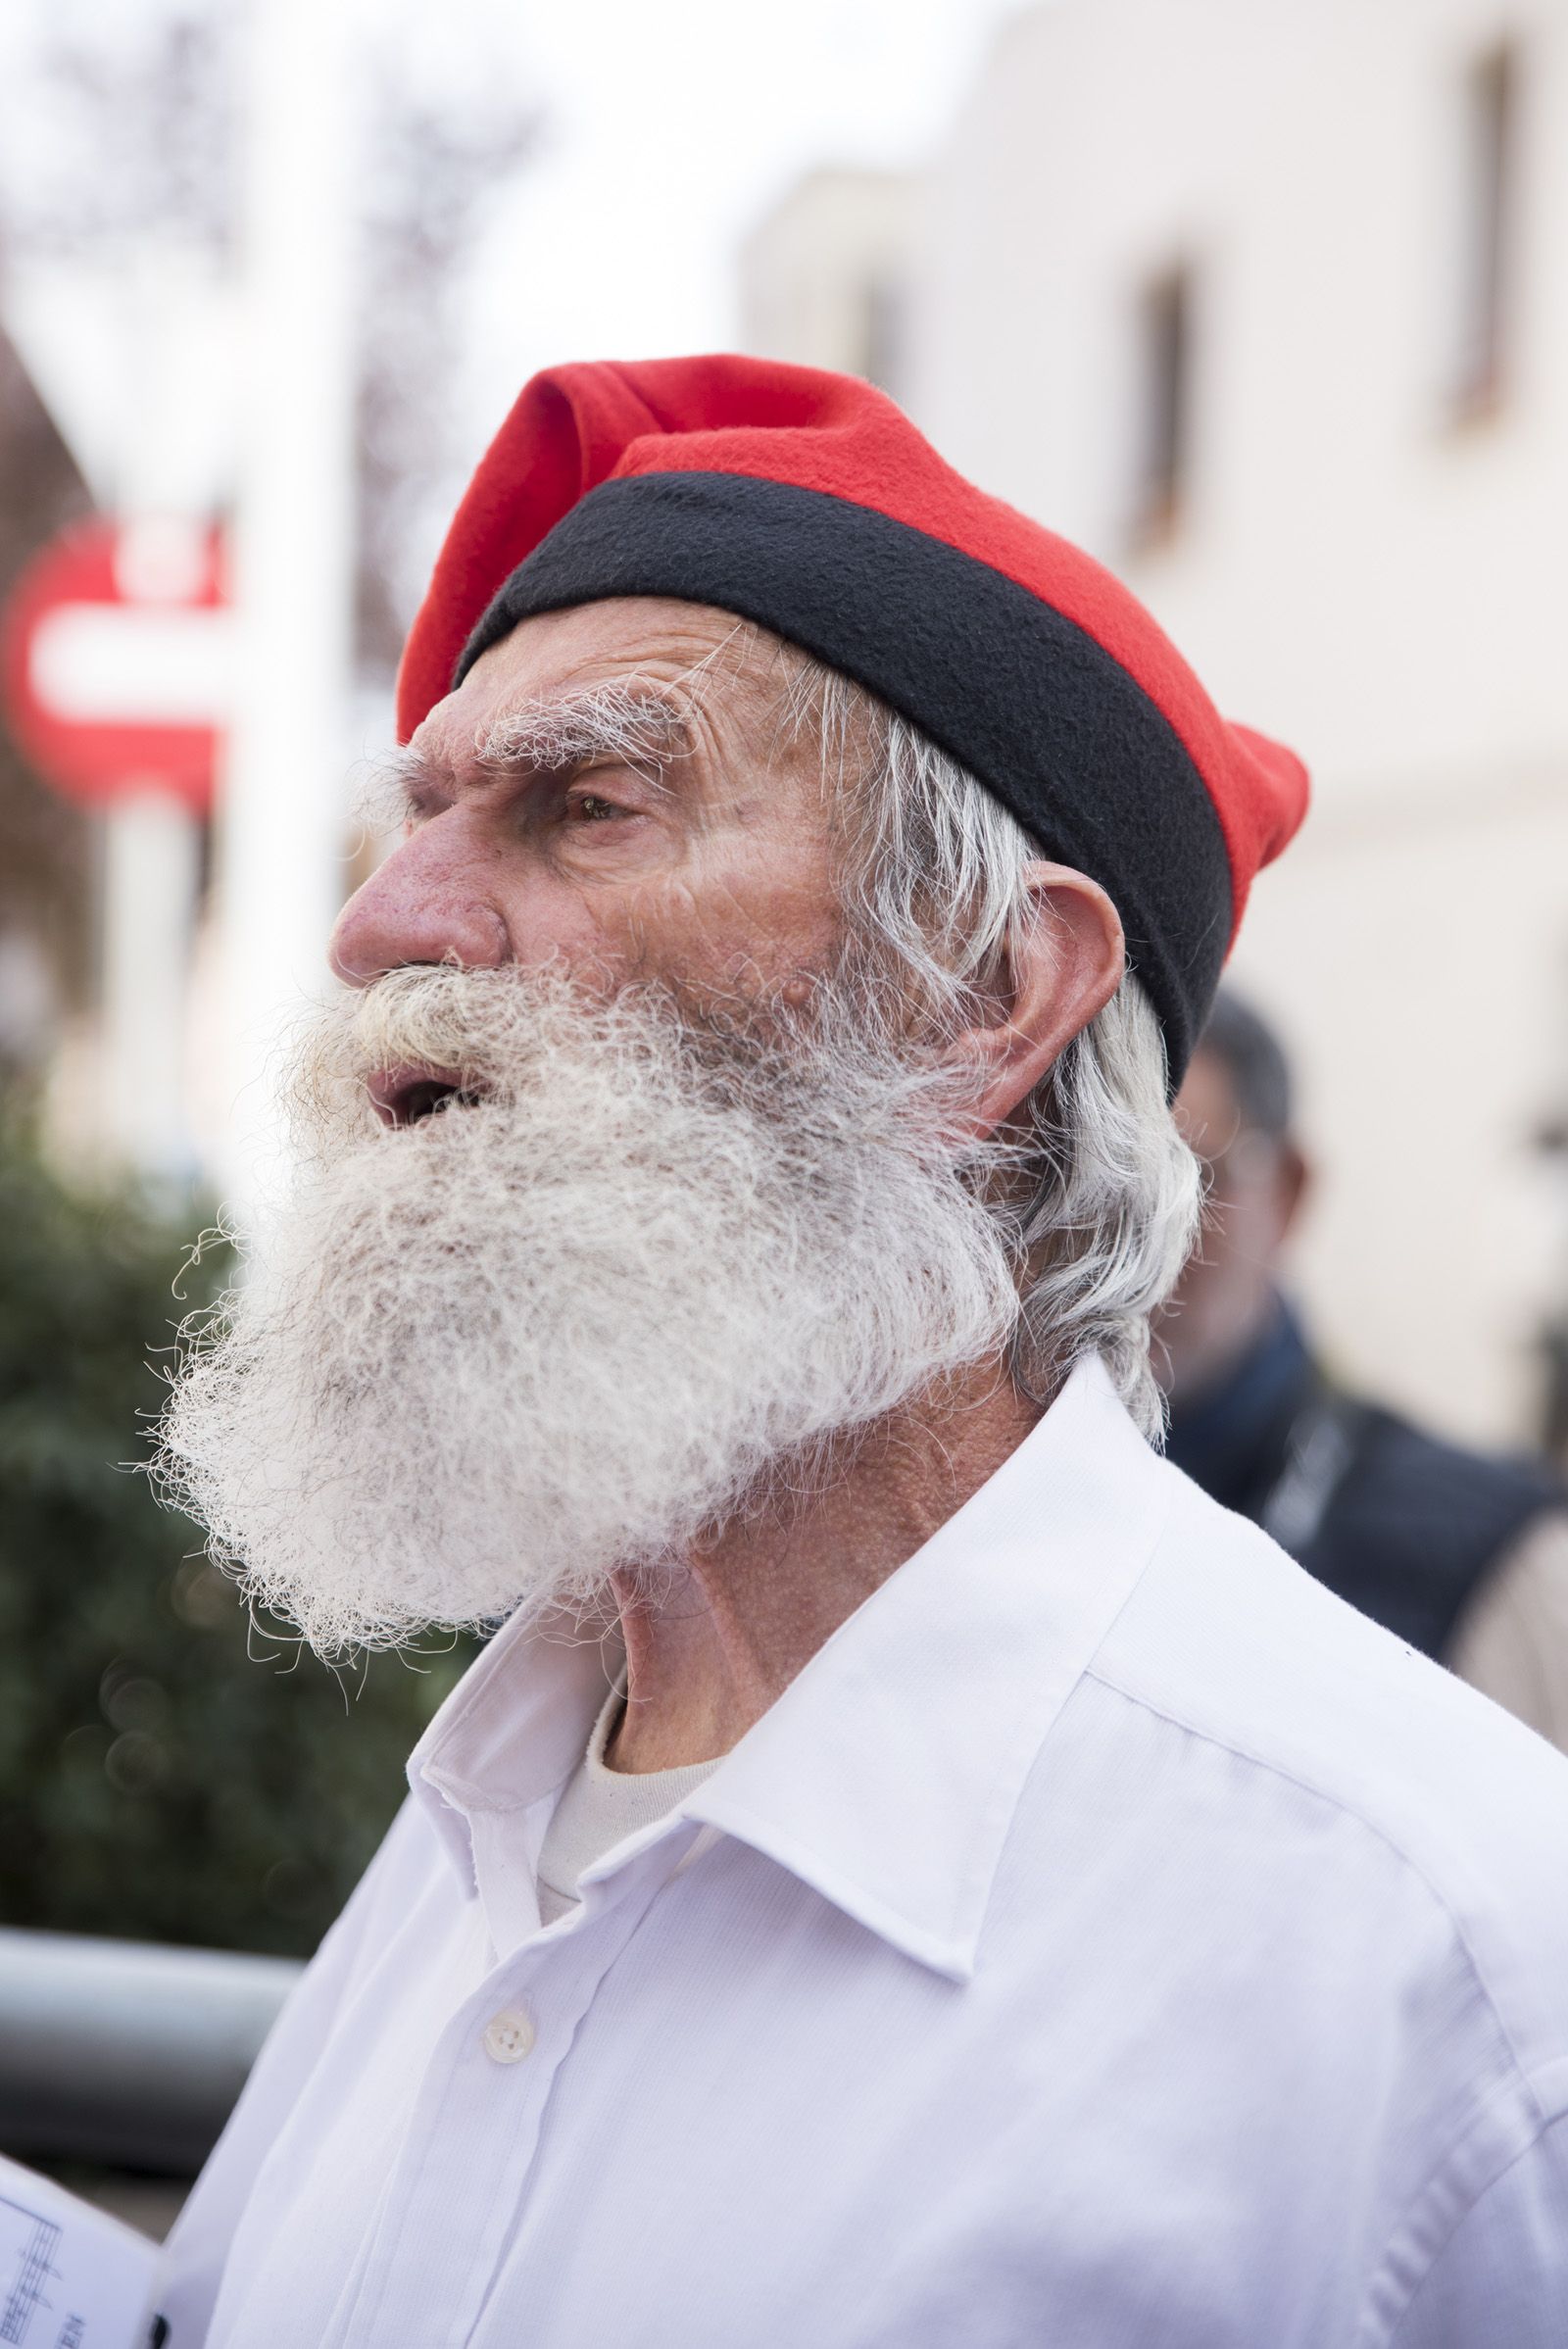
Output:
left=353, top=680, right=695, bottom=845
left=474, top=681, right=691, bottom=786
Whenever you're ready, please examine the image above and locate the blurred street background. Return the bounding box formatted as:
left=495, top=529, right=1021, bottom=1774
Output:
left=3, top=0, right=1568, bottom=2207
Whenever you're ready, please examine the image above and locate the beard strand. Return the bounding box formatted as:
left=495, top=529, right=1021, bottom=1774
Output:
left=152, top=965, right=1023, bottom=1657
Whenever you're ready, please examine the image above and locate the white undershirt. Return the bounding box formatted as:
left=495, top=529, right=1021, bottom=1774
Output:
left=535, top=1683, right=721, bottom=1925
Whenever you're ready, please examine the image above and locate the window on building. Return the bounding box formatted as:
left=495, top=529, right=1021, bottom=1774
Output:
left=1449, top=40, right=1520, bottom=420
left=1131, top=263, right=1194, bottom=549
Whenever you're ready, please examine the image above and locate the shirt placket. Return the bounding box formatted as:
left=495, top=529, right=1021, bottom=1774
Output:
left=330, top=1822, right=701, bottom=2349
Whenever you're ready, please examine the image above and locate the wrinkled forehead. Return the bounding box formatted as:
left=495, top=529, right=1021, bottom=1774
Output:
left=411, top=595, right=819, bottom=776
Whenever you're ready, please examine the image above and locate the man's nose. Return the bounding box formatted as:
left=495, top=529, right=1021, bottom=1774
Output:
left=328, top=821, right=510, bottom=986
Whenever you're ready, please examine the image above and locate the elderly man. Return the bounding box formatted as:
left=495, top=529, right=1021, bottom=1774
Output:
left=155, top=358, right=1568, bottom=2347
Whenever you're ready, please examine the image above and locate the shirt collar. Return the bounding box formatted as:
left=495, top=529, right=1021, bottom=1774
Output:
left=408, top=1610, right=625, bottom=1898
left=409, top=1354, right=1171, bottom=1979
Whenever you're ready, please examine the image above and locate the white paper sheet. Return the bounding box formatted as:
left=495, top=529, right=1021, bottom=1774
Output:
left=0, top=2154, right=160, bottom=2349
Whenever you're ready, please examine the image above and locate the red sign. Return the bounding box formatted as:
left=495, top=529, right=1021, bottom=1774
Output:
left=0, top=516, right=231, bottom=816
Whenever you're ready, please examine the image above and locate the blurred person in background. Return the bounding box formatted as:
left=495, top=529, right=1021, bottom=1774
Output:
left=149, top=359, right=1568, bottom=2347
left=1163, top=990, right=1568, bottom=1752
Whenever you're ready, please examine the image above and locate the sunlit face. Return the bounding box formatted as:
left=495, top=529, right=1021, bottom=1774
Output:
left=331, top=599, right=843, bottom=1059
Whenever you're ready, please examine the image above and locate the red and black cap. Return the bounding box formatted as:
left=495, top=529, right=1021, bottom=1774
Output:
left=397, top=355, right=1308, bottom=1089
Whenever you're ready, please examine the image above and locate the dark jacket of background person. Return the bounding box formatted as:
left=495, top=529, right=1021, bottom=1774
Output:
left=1161, top=992, right=1568, bottom=1754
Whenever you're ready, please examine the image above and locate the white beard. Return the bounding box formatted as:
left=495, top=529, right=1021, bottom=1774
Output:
left=154, top=966, right=1021, bottom=1656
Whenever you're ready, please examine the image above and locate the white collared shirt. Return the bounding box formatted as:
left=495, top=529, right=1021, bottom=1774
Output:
left=158, top=1358, right=1568, bottom=2348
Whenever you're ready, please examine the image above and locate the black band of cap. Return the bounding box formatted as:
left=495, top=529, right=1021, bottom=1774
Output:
left=456, top=470, right=1233, bottom=1088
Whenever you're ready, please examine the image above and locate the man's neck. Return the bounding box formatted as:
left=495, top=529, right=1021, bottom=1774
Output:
left=606, top=1361, right=1046, bottom=1772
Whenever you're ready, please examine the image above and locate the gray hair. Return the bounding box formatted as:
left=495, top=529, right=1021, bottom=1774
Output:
left=783, top=661, right=1201, bottom=1440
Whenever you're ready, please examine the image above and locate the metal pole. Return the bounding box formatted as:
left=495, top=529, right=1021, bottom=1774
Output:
left=213, top=0, right=355, bottom=1219
left=100, top=789, right=202, bottom=1185
left=98, top=252, right=222, bottom=1193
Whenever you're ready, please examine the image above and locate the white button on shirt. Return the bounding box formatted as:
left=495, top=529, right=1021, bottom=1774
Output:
left=157, top=1357, right=1568, bottom=2348
left=480, top=2009, right=534, bottom=2064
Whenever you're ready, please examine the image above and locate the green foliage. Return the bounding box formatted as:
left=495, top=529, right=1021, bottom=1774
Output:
left=0, top=1115, right=476, bottom=1956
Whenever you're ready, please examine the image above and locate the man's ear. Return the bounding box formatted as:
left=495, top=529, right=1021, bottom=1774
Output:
left=1274, top=1139, right=1311, bottom=1246
left=957, top=861, right=1126, bottom=1137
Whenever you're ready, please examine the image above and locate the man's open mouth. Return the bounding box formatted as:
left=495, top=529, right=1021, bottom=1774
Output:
left=368, top=1064, right=488, bottom=1129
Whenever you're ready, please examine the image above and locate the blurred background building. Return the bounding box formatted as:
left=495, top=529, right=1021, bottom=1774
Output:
left=744, top=0, right=1568, bottom=1455
left=739, top=169, right=916, bottom=400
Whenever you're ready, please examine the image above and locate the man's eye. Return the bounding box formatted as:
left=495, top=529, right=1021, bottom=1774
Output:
left=567, top=793, right=628, bottom=823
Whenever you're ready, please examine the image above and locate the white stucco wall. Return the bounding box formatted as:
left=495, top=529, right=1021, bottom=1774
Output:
left=738, top=168, right=917, bottom=396
left=888, top=0, right=1568, bottom=1444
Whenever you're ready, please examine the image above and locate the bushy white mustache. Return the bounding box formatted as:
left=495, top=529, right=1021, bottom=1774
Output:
left=153, top=967, right=1022, bottom=1657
